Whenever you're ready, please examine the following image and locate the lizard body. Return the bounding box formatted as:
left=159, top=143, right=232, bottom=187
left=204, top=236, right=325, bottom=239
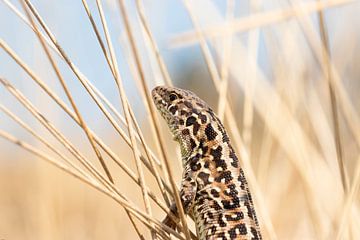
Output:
left=152, top=86, right=262, bottom=240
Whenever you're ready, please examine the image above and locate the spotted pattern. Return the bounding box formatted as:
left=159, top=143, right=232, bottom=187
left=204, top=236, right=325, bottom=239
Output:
left=152, top=86, right=262, bottom=240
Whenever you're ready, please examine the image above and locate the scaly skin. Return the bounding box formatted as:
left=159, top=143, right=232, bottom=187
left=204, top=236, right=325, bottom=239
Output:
left=152, top=86, right=262, bottom=240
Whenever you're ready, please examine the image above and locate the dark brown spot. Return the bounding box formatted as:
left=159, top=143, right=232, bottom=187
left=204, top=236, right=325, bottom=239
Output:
left=251, top=227, right=260, bottom=240
left=190, top=138, right=197, bottom=149
left=214, top=159, right=227, bottom=169
left=198, top=139, right=209, bottom=154
left=180, top=110, right=188, bottom=116
left=213, top=201, right=222, bottom=210
left=216, top=232, right=226, bottom=240
left=169, top=105, right=177, bottom=114
left=181, top=129, right=190, bottom=135
left=210, top=146, right=222, bottom=161
left=224, top=187, right=238, bottom=198
left=225, top=212, right=244, bottom=221
left=228, top=184, right=236, bottom=190
left=217, top=214, right=227, bottom=227
left=217, top=124, right=230, bottom=142
left=221, top=197, right=240, bottom=209
left=215, top=170, right=233, bottom=184
left=228, top=223, right=248, bottom=237
left=228, top=227, right=238, bottom=238
left=245, top=200, right=254, bottom=220
left=209, top=225, right=217, bottom=234
left=229, top=146, right=239, bottom=168
left=199, top=113, right=207, bottom=124
left=184, top=101, right=193, bottom=108
left=202, top=145, right=208, bottom=154
left=191, top=163, right=201, bottom=171
left=196, top=102, right=204, bottom=108
left=238, top=223, right=248, bottom=235
left=205, top=123, right=217, bottom=141
left=210, top=189, right=220, bottom=198
left=198, top=172, right=211, bottom=185
left=193, top=122, right=200, bottom=135
left=238, top=169, right=247, bottom=190
left=204, top=161, right=210, bottom=168
left=186, top=116, right=197, bottom=126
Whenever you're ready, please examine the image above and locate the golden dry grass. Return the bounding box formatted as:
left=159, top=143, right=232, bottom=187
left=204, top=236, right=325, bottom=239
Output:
left=0, top=0, right=359, bottom=239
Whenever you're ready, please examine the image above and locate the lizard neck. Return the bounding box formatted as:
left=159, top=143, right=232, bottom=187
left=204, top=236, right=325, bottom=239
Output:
left=182, top=136, right=228, bottom=169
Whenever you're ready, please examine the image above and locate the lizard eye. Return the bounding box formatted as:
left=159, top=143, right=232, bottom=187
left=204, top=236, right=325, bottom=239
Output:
left=169, top=93, right=178, bottom=101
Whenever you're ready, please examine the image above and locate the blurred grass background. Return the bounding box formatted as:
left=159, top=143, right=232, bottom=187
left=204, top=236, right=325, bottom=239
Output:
left=1, top=0, right=360, bottom=239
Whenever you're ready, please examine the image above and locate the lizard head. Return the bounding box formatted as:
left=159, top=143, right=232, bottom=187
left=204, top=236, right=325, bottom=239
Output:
left=152, top=86, right=217, bottom=159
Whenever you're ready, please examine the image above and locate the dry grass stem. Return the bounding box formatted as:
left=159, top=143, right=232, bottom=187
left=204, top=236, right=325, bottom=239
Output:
left=291, top=0, right=360, bottom=198
left=216, top=0, right=234, bottom=122
left=336, top=156, right=360, bottom=239
left=181, top=1, right=277, bottom=238
left=0, top=104, right=89, bottom=179
left=21, top=0, right=150, bottom=235
left=0, top=39, right=170, bottom=214
left=117, top=0, right=192, bottom=239
left=92, top=0, right=154, bottom=237
left=171, top=0, right=356, bottom=47
left=88, top=1, right=169, bottom=207
left=0, top=79, right=182, bottom=239
left=4, top=0, right=166, bottom=172
left=0, top=129, right=183, bottom=240
left=242, top=0, right=261, bottom=155
left=17, top=1, right=176, bottom=218
left=317, top=6, right=348, bottom=192
left=135, top=0, right=173, bottom=87
left=20, top=0, right=114, bottom=184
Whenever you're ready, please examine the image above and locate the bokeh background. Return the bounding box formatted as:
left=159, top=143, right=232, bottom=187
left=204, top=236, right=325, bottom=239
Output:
left=1, top=0, right=360, bottom=239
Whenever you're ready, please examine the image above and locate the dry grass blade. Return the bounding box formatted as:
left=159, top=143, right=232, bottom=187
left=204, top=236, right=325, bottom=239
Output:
left=180, top=1, right=356, bottom=239
left=13, top=0, right=176, bottom=216
left=0, top=77, right=182, bottom=238
left=135, top=0, right=173, bottom=87
left=81, top=0, right=116, bottom=75
left=317, top=6, right=348, bottom=193
left=216, top=0, right=234, bottom=122
left=0, top=104, right=89, bottom=179
left=117, top=1, right=192, bottom=239
left=0, top=77, right=177, bottom=240
left=0, top=77, right=124, bottom=201
left=181, top=1, right=277, bottom=239
left=80, top=1, right=169, bottom=206
left=20, top=1, right=147, bottom=235
left=288, top=3, right=360, bottom=237
left=20, top=0, right=114, bottom=184
left=17, top=0, right=192, bottom=234
left=0, top=129, right=183, bottom=240
left=4, top=0, right=165, bottom=171
left=3, top=1, right=179, bottom=206
left=0, top=101, right=146, bottom=238
left=171, top=0, right=356, bottom=47
left=336, top=155, right=360, bottom=239
left=91, top=0, right=154, bottom=237
left=0, top=39, right=170, bottom=214
left=242, top=0, right=261, bottom=155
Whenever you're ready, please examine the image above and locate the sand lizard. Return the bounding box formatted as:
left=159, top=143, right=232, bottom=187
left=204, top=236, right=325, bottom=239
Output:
left=152, top=86, right=262, bottom=240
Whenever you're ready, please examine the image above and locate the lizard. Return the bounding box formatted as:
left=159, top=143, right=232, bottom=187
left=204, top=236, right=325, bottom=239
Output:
left=152, top=86, right=262, bottom=240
